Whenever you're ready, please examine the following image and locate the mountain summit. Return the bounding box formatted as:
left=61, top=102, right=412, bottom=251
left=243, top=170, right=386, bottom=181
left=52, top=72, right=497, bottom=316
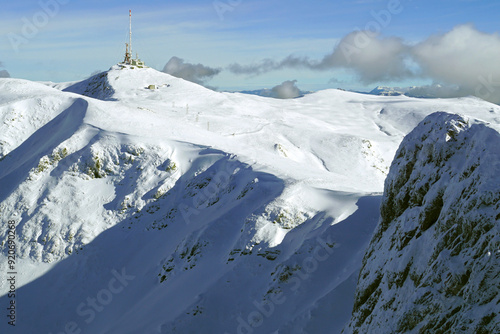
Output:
left=345, top=112, right=500, bottom=333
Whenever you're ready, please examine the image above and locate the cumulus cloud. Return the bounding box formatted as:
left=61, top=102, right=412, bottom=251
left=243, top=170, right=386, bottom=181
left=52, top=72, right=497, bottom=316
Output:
left=0, top=62, right=10, bottom=78
left=228, top=55, right=314, bottom=76
left=317, top=31, right=411, bottom=83
left=227, top=32, right=411, bottom=84
left=162, top=56, right=221, bottom=87
left=227, top=25, right=500, bottom=104
left=405, top=84, right=465, bottom=99
left=0, top=70, right=10, bottom=78
left=411, top=24, right=500, bottom=103
left=271, top=80, right=301, bottom=99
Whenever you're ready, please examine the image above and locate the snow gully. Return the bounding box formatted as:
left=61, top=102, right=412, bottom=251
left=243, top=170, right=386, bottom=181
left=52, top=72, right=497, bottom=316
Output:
left=224, top=235, right=335, bottom=334
left=179, top=162, right=239, bottom=225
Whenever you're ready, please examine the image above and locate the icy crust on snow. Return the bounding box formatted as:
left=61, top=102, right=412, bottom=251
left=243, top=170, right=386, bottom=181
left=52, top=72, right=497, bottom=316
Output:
left=345, top=112, right=500, bottom=333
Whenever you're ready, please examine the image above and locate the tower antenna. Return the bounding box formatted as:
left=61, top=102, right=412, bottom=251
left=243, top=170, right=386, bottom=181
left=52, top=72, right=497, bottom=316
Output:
left=129, top=9, right=132, bottom=58
left=120, top=9, right=146, bottom=68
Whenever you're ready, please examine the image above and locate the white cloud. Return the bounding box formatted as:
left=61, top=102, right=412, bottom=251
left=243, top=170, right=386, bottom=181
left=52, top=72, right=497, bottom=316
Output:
left=412, top=24, right=500, bottom=103
left=271, top=80, right=301, bottom=99
left=162, top=56, right=221, bottom=87
left=405, top=84, right=465, bottom=99
left=317, top=31, right=411, bottom=83
left=0, top=62, right=10, bottom=78
left=227, top=25, right=500, bottom=103
left=227, top=31, right=413, bottom=84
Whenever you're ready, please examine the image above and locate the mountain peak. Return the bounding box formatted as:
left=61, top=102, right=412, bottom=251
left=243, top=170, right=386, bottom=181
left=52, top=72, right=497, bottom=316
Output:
left=62, top=65, right=212, bottom=101
left=369, top=86, right=406, bottom=96
left=345, top=112, right=500, bottom=333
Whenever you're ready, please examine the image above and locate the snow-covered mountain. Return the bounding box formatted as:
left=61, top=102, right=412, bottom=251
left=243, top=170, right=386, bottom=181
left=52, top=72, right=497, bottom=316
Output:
left=368, top=86, right=408, bottom=96
left=368, top=84, right=468, bottom=100
left=235, top=88, right=311, bottom=99
left=344, top=112, right=500, bottom=333
left=0, top=65, right=499, bottom=333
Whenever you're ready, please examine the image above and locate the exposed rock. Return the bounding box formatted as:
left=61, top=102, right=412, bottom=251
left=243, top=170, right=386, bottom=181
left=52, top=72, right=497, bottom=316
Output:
left=345, top=112, right=500, bottom=333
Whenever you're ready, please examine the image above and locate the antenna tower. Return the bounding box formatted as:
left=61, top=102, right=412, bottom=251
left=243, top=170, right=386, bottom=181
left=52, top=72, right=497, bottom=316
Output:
left=129, top=10, right=132, bottom=58
left=121, top=9, right=146, bottom=67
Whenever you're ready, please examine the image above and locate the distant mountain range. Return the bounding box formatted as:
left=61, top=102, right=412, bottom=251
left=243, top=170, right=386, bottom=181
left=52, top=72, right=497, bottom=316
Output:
left=368, top=86, right=410, bottom=96
left=367, top=84, right=469, bottom=99
left=236, top=84, right=461, bottom=100
left=234, top=88, right=312, bottom=99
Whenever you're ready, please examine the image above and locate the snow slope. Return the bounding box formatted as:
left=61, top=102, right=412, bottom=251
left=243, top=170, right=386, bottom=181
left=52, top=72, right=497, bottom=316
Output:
left=344, top=112, right=500, bottom=333
left=0, top=66, right=499, bottom=333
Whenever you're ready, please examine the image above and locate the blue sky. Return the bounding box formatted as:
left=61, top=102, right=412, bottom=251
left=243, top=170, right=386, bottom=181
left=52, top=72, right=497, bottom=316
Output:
left=1, top=0, right=500, bottom=93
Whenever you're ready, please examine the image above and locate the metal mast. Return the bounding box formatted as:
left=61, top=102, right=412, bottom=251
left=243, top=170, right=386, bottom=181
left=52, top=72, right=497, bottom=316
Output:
left=129, top=10, right=132, bottom=59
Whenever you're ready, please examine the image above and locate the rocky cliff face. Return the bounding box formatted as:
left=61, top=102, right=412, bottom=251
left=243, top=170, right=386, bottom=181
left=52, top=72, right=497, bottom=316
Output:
left=344, top=112, right=500, bottom=333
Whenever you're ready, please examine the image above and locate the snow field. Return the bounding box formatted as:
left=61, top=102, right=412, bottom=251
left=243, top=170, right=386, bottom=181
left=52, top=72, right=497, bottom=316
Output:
left=0, top=66, right=499, bottom=333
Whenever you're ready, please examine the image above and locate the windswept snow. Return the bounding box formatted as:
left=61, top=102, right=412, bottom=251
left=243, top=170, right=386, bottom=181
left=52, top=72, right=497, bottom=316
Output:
left=0, top=66, right=499, bottom=333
